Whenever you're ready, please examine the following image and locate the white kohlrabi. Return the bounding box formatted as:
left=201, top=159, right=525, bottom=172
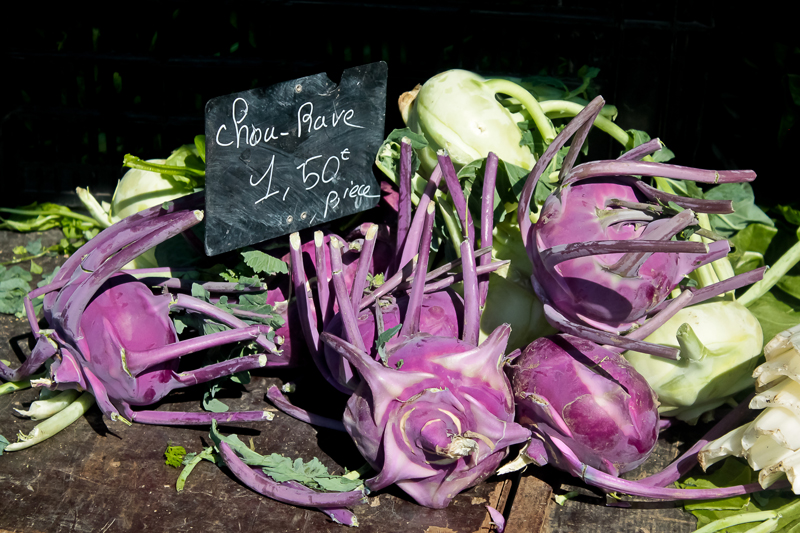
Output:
left=624, top=300, right=763, bottom=422
left=699, top=323, right=800, bottom=494
left=402, top=69, right=537, bottom=175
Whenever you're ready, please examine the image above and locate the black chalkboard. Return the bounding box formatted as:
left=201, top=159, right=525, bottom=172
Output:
left=203, top=61, right=388, bottom=256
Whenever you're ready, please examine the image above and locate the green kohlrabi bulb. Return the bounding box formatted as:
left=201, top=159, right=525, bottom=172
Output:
left=404, top=70, right=536, bottom=175
left=624, top=300, right=763, bottom=423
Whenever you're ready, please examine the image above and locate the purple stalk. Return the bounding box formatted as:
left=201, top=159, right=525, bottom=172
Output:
left=125, top=325, right=272, bottom=376
left=557, top=98, right=603, bottom=182
left=289, top=233, right=320, bottom=355
left=398, top=164, right=443, bottom=270
left=637, top=393, right=756, bottom=487
left=423, top=260, right=510, bottom=294
left=633, top=180, right=735, bottom=214
left=564, top=160, right=757, bottom=187
left=480, top=153, right=498, bottom=308
left=617, top=138, right=664, bottom=161
left=24, top=279, right=68, bottom=335
left=540, top=239, right=709, bottom=271
left=609, top=209, right=699, bottom=277
left=127, top=407, right=277, bottom=425
left=173, top=293, right=276, bottom=353
left=357, top=246, right=494, bottom=310
left=319, top=507, right=359, bottom=527
left=622, top=290, right=694, bottom=343
left=400, top=202, right=436, bottom=338
left=152, top=279, right=267, bottom=293
left=266, top=386, right=346, bottom=431
left=329, top=238, right=367, bottom=353
left=460, top=239, right=480, bottom=345
left=59, top=210, right=204, bottom=341
left=350, top=224, right=378, bottom=313
left=544, top=429, right=784, bottom=499
left=542, top=303, right=680, bottom=359
left=649, top=266, right=768, bottom=313
left=438, top=152, right=475, bottom=246
left=518, top=96, right=606, bottom=248
left=173, top=353, right=291, bottom=384
left=314, top=231, right=333, bottom=328
left=218, top=441, right=367, bottom=508
left=395, top=139, right=413, bottom=271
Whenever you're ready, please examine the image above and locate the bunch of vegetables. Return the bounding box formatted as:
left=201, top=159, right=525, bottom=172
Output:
left=5, top=63, right=800, bottom=533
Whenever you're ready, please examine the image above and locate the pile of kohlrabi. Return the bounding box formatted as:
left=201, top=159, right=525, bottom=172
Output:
left=6, top=65, right=800, bottom=532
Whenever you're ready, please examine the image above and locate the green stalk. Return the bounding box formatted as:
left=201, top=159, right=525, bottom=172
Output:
left=693, top=511, right=778, bottom=533
left=739, top=239, right=800, bottom=307
left=437, top=200, right=462, bottom=258
left=0, top=369, right=47, bottom=396
left=4, top=392, right=95, bottom=451
left=123, top=155, right=206, bottom=178
left=484, top=78, right=557, bottom=144
left=0, top=207, right=101, bottom=227
left=539, top=100, right=632, bottom=147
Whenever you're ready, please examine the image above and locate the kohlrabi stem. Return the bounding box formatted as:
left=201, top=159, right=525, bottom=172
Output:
left=637, top=392, right=755, bottom=487
left=739, top=239, right=800, bottom=307
left=217, top=441, right=366, bottom=508
left=0, top=370, right=46, bottom=396
left=565, top=161, right=756, bottom=187
left=693, top=511, right=779, bottom=533
left=289, top=233, right=322, bottom=360
left=484, top=78, right=557, bottom=143
left=396, top=139, right=413, bottom=271
left=0, top=333, right=57, bottom=382
left=423, top=261, right=509, bottom=294
left=172, top=293, right=277, bottom=353
left=438, top=201, right=463, bottom=258
left=329, top=238, right=367, bottom=353
left=539, top=100, right=631, bottom=147
left=401, top=202, right=436, bottom=338
left=350, top=224, right=378, bottom=313
left=617, top=139, right=663, bottom=161
left=0, top=206, right=102, bottom=227
left=123, top=154, right=205, bottom=178
left=542, top=303, right=680, bottom=359
left=438, top=152, right=475, bottom=247
left=460, top=238, right=480, bottom=345
left=314, top=232, right=333, bottom=328
left=398, top=164, right=443, bottom=270
left=128, top=407, right=276, bottom=425
left=633, top=180, right=735, bottom=214
left=540, top=239, right=708, bottom=272
left=518, top=97, right=606, bottom=248
left=14, top=389, right=80, bottom=419
left=624, top=290, right=694, bottom=343
left=480, top=153, right=498, bottom=309
left=5, top=391, right=96, bottom=452
left=126, top=325, right=273, bottom=376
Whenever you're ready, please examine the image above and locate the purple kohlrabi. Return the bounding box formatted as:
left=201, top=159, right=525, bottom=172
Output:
left=510, top=334, right=659, bottom=476
left=517, top=96, right=756, bottom=344
left=20, top=194, right=290, bottom=426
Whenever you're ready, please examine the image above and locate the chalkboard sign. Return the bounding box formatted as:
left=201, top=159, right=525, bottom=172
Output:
left=204, top=61, right=388, bottom=255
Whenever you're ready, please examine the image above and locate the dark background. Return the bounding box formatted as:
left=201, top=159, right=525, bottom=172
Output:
left=1, top=2, right=794, bottom=208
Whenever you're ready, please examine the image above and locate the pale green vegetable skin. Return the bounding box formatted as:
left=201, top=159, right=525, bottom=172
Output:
left=407, top=70, right=536, bottom=175
left=624, top=300, right=763, bottom=422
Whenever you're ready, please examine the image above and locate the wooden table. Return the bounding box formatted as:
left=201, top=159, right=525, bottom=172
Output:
left=0, top=228, right=703, bottom=533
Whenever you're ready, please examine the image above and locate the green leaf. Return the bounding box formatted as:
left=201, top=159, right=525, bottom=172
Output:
left=376, top=323, right=402, bottom=365
left=194, top=135, right=206, bottom=163
left=176, top=446, right=217, bottom=491
left=679, top=457, right=752, bottom=512
left=29, top=260, right=42, bottom=275
left=729, top=223, right=778, bottom=275
left=746, top=291, right=800, bottom=346
left=241, top=250, right=288, bottom=275
left=774, top=204, right=800, bottom=226
left=0, top=265, right=33, bottom=316
left=0, top=434, right=9, bottom=455
left=260, top=454, right=364, bottom=492
left=706, top=183, right=774, bottom=237
left=165, top=445, right=187, bottom=468
left=202, top=382, right=230, bottom=413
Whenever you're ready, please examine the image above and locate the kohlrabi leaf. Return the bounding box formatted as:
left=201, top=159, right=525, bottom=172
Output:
left=625, top=129, right=675, bottom=162
left=747, top=291, right=800, bottom=347
left=260, top=454, right=364, bottom=492
left=374, top=128, right=428, bottom=184
left=729, top=223, right=779, bottom=276
left=194, top=135, right=207, bottom=163
left=376, top=323, right=402, bottom=366
left=241, top=250, right=288, bottom=275
left=706, top=183, right=774, bottom=237
left=0, top=435, right=9, bottom=455
left=680, top=458, right=800, bottom=532
left=176, top=446, right=217, bottom=491
left=165, top=445, right=188, bottom=468
left=0, top=265, right=33, bottom=317
left=202, top=382, right=230, bottom=413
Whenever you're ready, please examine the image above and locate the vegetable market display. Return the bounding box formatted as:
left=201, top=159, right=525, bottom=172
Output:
left=3, top=66, right=800, bottom=532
